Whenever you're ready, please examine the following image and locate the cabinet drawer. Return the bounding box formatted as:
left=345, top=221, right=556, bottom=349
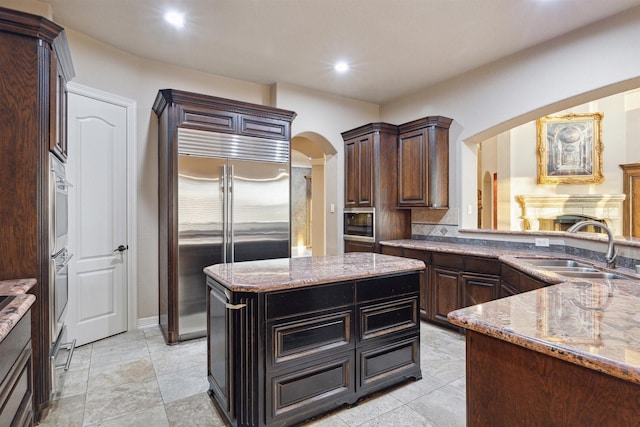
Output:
left=432, top=252, right=464, bottom=270
left=358, top=296, right=418, bottom=342
left=403, top=248, right=431, bottom=263
left=267, top=352, right=355, bottom=425
left=179, top=105, right=237, bottom=133
left=266, top=282, right=354, bottom=319
left=463, top=256, right=500, bottom=276
left=358, top=335, right=421, bottom=393
left=0, top=342, right=32, bottom=427
left=356, top=273, right=419, bottom=304
left=0, top=312, right=30, bottom=382
left=240, top=116, right=290, bottom=140
left=267, top=309, right=353, bottom=370
left=379, top=245, right=403, bottom=257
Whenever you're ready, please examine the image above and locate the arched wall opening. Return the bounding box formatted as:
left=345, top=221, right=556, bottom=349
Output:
left=291, top=131, right=337, bottom=256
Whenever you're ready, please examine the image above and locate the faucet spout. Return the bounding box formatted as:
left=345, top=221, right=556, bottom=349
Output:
left=567, top=220, right=618, bottom=269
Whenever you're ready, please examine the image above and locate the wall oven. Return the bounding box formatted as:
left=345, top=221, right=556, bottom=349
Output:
left=50, top=155, right=70, bottom=255
left=49, top=154, right=76, bottom=397
left=343, top=208, right=375, bottom=242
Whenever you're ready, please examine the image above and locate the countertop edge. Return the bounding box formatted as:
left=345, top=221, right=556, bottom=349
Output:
left=0, top=294, right=36, bottom=343
left=204, top=253, right=426, bottom=293
left=448, top=310, right=640, bottom=385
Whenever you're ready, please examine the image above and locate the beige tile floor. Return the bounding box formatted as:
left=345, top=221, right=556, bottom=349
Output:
left=39, top=321, right=466, bottom=426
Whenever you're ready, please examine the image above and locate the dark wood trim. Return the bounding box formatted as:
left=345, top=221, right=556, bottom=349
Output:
left=0, top=6, right=62, bottom=43
left=620, top=162, right=640, bottom=237
left=466, top=330, right=640, bottom=426
left=152, top=89, right=297, bottom=123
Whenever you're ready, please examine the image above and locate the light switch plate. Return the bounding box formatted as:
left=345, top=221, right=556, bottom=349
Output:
left=535, top=238, right=550, bottom=247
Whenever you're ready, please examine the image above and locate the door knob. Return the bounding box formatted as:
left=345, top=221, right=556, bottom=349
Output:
left=114, top=245, right=129, bottom=253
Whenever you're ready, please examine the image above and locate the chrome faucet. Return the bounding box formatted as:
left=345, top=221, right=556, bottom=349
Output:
left=567, top=220, right=618, bottom=269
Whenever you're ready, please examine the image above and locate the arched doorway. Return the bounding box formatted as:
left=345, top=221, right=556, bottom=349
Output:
left=291, top=132, right=336, bottom=257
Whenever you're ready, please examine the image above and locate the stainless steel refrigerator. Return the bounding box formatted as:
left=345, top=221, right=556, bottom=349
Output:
left=176, top=129, right=290, bottom=338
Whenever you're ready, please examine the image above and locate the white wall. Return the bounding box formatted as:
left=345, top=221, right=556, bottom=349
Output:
left=381, top=7, right=640, bottom=230
left=63, top=31, right=379, bottom=319
left=272, top=83, right=380, bottom=255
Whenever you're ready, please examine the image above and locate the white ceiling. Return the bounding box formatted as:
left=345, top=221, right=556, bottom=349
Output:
left=44, top=0, right=640, bottom=104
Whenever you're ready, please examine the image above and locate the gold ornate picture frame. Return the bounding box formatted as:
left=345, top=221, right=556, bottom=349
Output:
left=536, top=113, right=604, bottom=184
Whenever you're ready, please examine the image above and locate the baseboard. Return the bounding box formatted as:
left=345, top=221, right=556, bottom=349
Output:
left=137, top=316, right=159, bottom=330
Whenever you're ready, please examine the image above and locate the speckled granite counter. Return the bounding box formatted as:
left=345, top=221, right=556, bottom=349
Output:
left=449, top=278, right=640, bottom=384
left=203, top=252, right=426, bottom=292
left=0, top=278, right=36, bottom=343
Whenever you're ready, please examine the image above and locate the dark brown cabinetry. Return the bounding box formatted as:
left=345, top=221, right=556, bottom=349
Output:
left=0, top=7, right=73, bottom=421
left=344, top=240, right=375, bottom=253
left=500, top=264, right=549, bottom=297
left=380, top=245, right=504, bottom=330
left=0, top=312, right=33, bottom=427
left=207, top=272, right=421, bottom=427
left=342, top=123, right=410, bottom=252
left=466, top=331, right=640, bottom=426
left=344, top=133, right=374, bottom=207
left=397, top=116, right=453, bottom=208
left=153, top=89, right=296, bottom=344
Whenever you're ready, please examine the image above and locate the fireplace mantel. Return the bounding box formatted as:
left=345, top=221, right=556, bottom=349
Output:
left=516, top=194, right=626, bottom=234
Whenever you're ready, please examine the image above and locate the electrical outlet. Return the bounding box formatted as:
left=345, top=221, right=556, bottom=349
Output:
left=535, top=238, right=550, bottom=247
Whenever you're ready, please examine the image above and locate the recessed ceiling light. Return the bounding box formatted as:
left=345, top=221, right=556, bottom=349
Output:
left=164, top=10, right=185, bottom=28
left=334, top=61, right=349, bottom=73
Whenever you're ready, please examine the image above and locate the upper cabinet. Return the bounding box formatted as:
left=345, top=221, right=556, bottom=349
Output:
left=344, top=132, right=375, bottom=207
left=49, top=33, right=75, bottom=162
left=397, top=116, right=452, bottom=208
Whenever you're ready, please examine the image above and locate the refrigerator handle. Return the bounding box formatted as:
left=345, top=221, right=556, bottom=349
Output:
left=229, top=164, right=235, bottom=263
left=222, top=164, right=228, bottom=263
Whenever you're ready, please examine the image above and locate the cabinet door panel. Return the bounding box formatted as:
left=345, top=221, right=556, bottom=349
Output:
left=267, top=310, right=353, bottom=369
left=463, top=274, right=499, bottom=307
left=358, top=297, right=418, bottom=342
left=358, top=335, right=420, bottom=393
left=344, top=141, right=358, bottom=207
left=357, top=135, right=374, bottom=206
left=267, top=352, right=355, bottom=424
left=398, top=131, right=427, bottom=206
left=432, top=268, right=460, bottom=327
left=179, top=105, right=237, bottom=133
left=240, top=116, right=289, bottom=140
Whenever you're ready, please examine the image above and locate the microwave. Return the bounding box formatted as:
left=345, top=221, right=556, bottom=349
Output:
left=343, top=208, right=375, bottom=242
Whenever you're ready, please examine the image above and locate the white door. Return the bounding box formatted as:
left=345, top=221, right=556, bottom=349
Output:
left=66, top=87, right=132, bottom=346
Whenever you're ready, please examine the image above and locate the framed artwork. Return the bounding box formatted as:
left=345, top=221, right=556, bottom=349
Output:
left=536, top=113, right=604, bottom=184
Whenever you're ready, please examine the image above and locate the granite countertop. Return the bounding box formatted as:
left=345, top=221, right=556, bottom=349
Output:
left=203, top=252, right=426, bottom=292
left=0, top=278, right=36, bottom=343
left=448, top=278, right=640, bottom=385
left=383, top=239, right=640, bottom=384
left=380, top=239, right=639, bottom=280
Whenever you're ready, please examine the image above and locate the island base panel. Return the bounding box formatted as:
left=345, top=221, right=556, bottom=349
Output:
left=466, top=331, right=640, bottom=426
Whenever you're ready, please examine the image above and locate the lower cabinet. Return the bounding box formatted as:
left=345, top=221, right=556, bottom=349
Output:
left=0, top=312, right=33, bottom=427
left=500, top=264, right=550, bottom=296
left=344, top=239, right=375, bottom=253
left=207, top=272, right=422, bottom=427
left=432, top=267, right=461, bottom=328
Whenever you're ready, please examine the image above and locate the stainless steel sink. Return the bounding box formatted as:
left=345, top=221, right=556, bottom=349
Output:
left=553, top=271, right=629, bottom=280
left=518, top=258, right=593, bottom=268
left=543, top=266, right=600, bottom=273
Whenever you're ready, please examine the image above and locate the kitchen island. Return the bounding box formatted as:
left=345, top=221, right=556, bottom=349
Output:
left=203, top=253, right=425, bottom=427
left=448, top=277, right=640, bottom=426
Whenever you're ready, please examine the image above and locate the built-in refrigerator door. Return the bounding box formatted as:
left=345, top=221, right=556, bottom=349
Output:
left=228, top=159, right=290, bottom=262
left=177, top=155, right=227, bottom=338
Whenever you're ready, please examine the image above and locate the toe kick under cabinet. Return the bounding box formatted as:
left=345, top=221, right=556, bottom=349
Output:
left=206, top=268, right=422, bottom=427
